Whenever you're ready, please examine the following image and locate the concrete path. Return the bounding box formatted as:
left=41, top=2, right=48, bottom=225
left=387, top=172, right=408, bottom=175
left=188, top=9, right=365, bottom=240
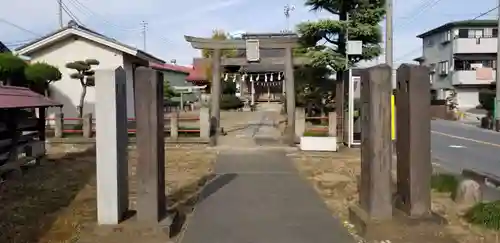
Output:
left=180, top=151, right=355, bottom=243
left=217, top=106, right=285, bottom=148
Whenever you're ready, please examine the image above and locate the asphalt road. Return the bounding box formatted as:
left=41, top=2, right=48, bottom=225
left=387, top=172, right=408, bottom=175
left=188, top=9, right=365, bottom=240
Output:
left=431, top=119, right=500, bottom=176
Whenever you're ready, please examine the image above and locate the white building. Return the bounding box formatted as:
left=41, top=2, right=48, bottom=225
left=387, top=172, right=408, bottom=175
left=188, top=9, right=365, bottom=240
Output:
left=15, top=21, right=165, bottom=120
left=415, top=19, right=498, bottom=108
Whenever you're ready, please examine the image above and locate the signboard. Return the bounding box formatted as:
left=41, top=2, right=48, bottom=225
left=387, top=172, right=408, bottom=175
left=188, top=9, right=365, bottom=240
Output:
left=347, top=40, right=363, bottom=55
left=246, top=39, right=260, bottom=62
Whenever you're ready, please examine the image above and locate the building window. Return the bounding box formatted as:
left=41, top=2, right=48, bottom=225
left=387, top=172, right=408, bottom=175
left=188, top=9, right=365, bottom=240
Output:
left=454, top=59, right=496, bottom=70
left=438, top=61, right=449, bottom=75
left=457, top=28, right=495, bottom=38
left=425, top=38, right=434, bottom=47
left=429, top=74, right=434, bottom=84
left=468, top=29, right=484, bottom=38
left=458, top=29, right=468, bottom=38
left=442, top=30, right=451, bottom=43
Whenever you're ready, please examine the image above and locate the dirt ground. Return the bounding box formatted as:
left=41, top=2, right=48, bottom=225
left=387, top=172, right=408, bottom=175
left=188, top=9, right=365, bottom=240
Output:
left=291, top=148, right=500, bottom=243
left=0, top=143, right=216, bottom=243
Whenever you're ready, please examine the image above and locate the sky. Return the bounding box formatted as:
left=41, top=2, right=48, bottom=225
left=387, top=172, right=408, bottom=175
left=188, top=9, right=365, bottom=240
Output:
left=0, top=0, right=498, bottom=66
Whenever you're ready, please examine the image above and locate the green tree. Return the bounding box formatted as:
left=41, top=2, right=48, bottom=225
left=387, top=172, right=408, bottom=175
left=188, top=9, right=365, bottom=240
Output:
left=297, top=0, right=385, bottom=81
left=25, top=62, right=62, bottom=97
left=163, top=79, right=178, bottom=100
left=479, top=82, right=496, bottom=112
left=0, top=53, right=28, bottom=86
left=294, top=65, right=334, bottom=115
left=202, top=29, right=237, bottom=90
left=66, top=59, right=99, bottom=119
left=202, top=29, right=237, bottom=58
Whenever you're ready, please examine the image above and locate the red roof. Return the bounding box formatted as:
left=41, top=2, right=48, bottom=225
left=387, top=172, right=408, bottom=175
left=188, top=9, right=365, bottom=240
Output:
left=149, top=62, right=192, bottom=74
left=0, top=85, right=62, bottom=109
left=186, top=58, right=208, bottom=82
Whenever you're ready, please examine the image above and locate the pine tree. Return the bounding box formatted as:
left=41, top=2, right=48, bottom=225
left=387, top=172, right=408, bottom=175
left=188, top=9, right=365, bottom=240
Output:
left=297, top=0, right=386, bottom=80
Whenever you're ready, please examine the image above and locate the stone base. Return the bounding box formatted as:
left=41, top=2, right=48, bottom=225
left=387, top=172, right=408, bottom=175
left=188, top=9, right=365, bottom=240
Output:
left=78, top=211, right=177, bottom=243
left=349, top=204, right=447, bottom=241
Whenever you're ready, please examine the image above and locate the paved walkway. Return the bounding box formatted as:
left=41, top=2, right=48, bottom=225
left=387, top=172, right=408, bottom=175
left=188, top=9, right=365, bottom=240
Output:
left=181, top=105, right=354, bottom=242
left=180, top=151, right=355, bottom=243
left=181, top=105, right=353, bottom=243
left=217, top=103, right=286, bottom=148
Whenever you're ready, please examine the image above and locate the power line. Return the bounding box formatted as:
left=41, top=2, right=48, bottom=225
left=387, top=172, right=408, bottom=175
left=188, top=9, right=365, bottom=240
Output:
left=395, top=0, right=445, bottom=30
left=0, top=18, right=40, bottom=36
left=394, top=5, right=500, bottom=62
left=66, top=0, right=140, bottom=31
left=472, top=6, right=499, bottom=19
left=61, top=0, right=83, bottom=25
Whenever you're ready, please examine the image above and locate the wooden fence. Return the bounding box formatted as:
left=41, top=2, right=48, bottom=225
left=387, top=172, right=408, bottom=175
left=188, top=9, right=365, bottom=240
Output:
left=294, top=107, right=337, bottom=138
left=45, top=113, right=204, bottom=138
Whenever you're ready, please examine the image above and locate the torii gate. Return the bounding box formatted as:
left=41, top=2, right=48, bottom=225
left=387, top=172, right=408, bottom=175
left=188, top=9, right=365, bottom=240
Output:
left=184, top=34, right=308, bottom=145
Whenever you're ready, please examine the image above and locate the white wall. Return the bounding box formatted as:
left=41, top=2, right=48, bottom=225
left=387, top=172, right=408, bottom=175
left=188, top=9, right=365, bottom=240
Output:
left=27, top=37, right=138, bottom=120
left=455, top=88, right=480, bottom=109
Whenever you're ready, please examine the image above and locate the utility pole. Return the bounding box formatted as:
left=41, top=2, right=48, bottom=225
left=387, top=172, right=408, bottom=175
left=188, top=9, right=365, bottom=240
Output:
left=58, top=0, right=63, bottom=28
left=496, top=1, right=500, bottom=131
left=141, top=21, right=147, bottom=51
left=283, top=4, right=295, bottom=32
left=385, top=0, right=393, bottom=74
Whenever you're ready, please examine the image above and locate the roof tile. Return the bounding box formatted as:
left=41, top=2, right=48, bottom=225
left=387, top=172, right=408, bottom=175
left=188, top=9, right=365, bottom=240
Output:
left=0, top=85, right=61, bottom=108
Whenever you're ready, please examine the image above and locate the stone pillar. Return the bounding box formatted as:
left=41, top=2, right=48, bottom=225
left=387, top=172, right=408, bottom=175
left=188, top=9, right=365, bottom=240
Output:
left=284, top=47, right=296, bottom=145
left=356, top=65, right=393, bottom=220
left=328, top=112, right=337, bottom=137
left=199, top=107, right=210, bottom=140
left=170, top=111, right=179, bottom=139
left=95, top=67, right=129, bottom=225
left=82, top=113, right=93, bottom=138
left=134, top=67, right=166, bottom=223
left=295, top=107, right=305, bottom=139
left=395, top=64, right=432, bottom=217
left=54, top=113, right=63, bottom=138
left=210, top=48, right=222, bottom=146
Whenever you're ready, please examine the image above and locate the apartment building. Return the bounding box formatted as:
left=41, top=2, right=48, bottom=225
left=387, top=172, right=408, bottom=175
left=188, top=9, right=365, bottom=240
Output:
left=415, top=20, right=497, bottom=108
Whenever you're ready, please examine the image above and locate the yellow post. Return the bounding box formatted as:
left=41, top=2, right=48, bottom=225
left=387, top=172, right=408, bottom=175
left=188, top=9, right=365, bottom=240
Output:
left=391, top=94, right=395, bottom=140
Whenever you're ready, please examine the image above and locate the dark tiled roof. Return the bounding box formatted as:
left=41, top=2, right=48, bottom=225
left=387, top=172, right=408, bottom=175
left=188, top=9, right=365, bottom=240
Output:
left=235, top=49, right=286, bottom=72
left=417, top=19, right=498, bottom=38
left=0, top=85, right=61, bottom=108
left=16, top=21, right=164, bottom=63
left=150, top=62, right=192, bottom=74
left=0, top=41, right=10, bottom=53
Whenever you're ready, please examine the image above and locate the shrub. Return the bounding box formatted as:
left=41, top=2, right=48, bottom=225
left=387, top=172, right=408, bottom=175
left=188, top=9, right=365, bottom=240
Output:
left=220, top=95, right=243, bottom=110
left=478, top=83, right=495, bottom=111
left=464, top=201, right=500, bottom=230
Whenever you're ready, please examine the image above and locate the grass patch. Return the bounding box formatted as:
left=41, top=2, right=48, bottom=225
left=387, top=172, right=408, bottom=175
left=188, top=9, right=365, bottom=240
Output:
left=464, top=201, right=500, bottom=230
left=303, top=130, right=329, bottom=137
left=431, top=173, right=459, bottom=195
